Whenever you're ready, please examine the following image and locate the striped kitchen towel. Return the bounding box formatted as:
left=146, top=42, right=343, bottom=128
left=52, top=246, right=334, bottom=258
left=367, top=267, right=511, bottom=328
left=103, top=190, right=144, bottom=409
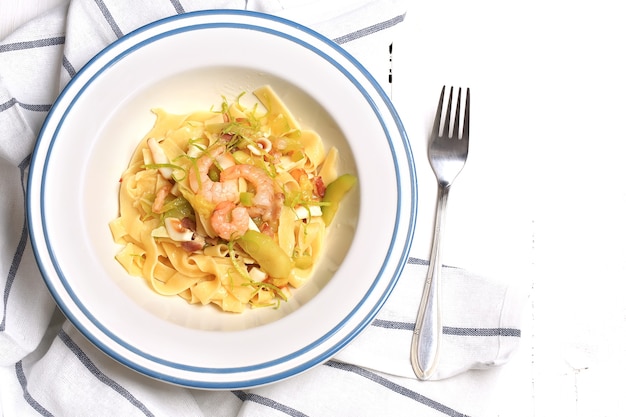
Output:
left=0, top=1, right=526, bottom=416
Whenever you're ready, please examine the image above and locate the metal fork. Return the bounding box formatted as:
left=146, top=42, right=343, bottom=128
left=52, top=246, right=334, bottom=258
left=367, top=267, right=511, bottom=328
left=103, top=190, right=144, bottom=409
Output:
left=410, top=86, right=470, bottom=380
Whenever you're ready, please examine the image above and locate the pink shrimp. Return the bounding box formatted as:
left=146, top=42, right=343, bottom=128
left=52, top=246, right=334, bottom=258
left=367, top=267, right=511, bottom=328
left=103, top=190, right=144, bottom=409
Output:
left=220, top=164, right=277, bottom=221
left=211, top=201, right=249, bottom=240
left=152, top=183, right=173, bottom=214
left=188, top=152, right=238, bottom=204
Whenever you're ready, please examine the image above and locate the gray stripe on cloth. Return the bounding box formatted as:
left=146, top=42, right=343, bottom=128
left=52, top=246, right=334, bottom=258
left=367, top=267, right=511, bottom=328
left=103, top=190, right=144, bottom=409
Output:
left=0, top=98, right=51, bottom=113
left=94, top=0, right=124, bottom=39
left=333, top=13, right=405, bottom=44
left=232, top=390, right=247, bottom=401
left=325, top=360, right=470, bottom=417
left=407, top=257, right=429, bottom=266
left=407, top=257, right=460, bottom=269
left=170, top=0, right=185, bottom=14
left=0, top=155, right=31, bottom=333
left=371, top=319, right=413, bottom=330
left=58, top=329, right=156, bottom=417
left=371, top=319, right=522, bottom=338
left=15, top=361, right=55, bottom=417
left=0, top=36, right=65, bottom=53
left=444, top=327, right=521, bottom=337
left=62, top=54, right=77, bottom=78
left=236, top=392, right=309, bottom=417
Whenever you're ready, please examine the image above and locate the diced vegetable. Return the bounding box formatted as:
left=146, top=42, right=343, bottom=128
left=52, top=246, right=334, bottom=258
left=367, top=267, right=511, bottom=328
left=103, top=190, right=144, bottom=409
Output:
left=236, top=230, right=292, bottom=279
left=239, top=192, right=254, bottom=207
left=161, top=196, right=193, bottom=219
left=321, top=174, right=357, bottom=226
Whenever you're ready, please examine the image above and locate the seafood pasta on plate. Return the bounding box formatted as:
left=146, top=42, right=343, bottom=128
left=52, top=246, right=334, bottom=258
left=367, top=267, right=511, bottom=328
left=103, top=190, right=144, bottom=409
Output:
left=110, top=85, right=357, bottom=313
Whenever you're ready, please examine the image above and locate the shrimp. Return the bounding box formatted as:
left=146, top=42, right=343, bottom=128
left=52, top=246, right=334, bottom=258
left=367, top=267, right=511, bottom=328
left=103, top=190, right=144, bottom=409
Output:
left=220, top=164, right=277, bottom=221
left=211, top=201, right=249, bottom=240
left=152, top=183, right=173, bottom=214
left=188, top=153, right=239, bottom=204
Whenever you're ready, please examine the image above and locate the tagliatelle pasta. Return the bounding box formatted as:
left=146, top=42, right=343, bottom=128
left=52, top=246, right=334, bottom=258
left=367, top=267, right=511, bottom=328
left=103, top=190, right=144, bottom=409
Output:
left=109, top=86, right=356, bottom=313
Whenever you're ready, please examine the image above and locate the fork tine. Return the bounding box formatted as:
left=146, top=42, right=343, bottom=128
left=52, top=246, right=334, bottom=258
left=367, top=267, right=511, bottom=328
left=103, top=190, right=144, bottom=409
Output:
left=452, top=87, right=461, bottom=139
left=432, top=86, right=446, bottom=137
left=443, top=87, right=453, bottom=138
left=463, top=88, right=470, bottom=139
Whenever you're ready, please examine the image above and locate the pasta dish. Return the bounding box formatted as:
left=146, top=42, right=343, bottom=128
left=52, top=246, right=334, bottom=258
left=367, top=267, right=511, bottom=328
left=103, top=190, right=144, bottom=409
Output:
left=109, top=86, right=356, bottom=313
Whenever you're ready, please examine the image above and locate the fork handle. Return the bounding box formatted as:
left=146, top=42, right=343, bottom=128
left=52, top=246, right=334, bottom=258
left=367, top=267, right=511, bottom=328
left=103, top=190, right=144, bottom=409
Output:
left=410, top=184, right=449, bottom=380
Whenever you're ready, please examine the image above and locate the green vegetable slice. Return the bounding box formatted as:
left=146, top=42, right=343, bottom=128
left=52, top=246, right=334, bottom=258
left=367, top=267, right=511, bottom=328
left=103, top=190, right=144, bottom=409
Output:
left=236, top=230, right=293, bottom=279
left=321, top=174, right=357, bottom=226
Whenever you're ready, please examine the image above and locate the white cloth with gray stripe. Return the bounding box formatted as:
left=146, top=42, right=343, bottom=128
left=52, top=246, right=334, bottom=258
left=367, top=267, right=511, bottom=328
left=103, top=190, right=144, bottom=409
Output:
left=0, top=1, right=527, bottom=416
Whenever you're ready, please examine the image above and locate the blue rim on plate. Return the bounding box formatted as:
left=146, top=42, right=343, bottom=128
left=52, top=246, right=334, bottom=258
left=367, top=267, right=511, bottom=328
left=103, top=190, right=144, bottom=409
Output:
left=28, top=10, right=417, bottom=389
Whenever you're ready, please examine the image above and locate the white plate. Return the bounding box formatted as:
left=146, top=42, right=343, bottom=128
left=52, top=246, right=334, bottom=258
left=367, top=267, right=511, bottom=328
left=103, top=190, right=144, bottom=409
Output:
left=28, top=10, right=417, bottom=389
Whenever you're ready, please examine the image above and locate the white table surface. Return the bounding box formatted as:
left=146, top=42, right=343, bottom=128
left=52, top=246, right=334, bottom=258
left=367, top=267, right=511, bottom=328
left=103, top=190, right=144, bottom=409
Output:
left=2, top=1, right=625, bottom=416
